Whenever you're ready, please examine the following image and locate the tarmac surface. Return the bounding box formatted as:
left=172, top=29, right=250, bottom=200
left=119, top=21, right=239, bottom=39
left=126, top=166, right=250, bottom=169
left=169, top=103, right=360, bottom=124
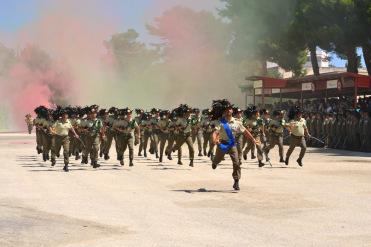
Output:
left=1, top=133, right=371, bottom=247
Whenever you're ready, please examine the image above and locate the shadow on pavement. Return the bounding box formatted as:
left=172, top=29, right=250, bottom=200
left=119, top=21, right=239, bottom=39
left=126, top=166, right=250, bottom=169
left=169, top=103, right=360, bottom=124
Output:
left=172, top=188, right=238, bottom=194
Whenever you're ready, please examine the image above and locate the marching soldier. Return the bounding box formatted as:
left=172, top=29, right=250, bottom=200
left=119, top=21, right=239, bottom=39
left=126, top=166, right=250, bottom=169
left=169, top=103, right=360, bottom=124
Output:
left=191, top=108, right=203, bottom=157
left=141, top=112, right=152, bottom=158
left=41, top=110, right=54, bottom=162
left=260, top=109, right=271, bottom=149
left=165, top=110, right=181, bottom=161
left=49, top=109, right=79, bottom=172
left=242, top=106, right=266, bottom=167
left=210, top=99, right=257, bottom=191
left=79, top=107, right=104, bottom=168
left=98, top=109, right=109, bottom=158
left=113, top=108, right=140, bottom=166
left=25, top=114, right=33, bottom=134
left=135, top=109, right=145, bottom=156
left=149, top=108, right=160, bottom=158
left=233, top=107, right=244, bottom=165
left=68, top=107, right=82, bottom=160
left=158, top=110, right=171, bottom=163
left=171, top=104, right=195, bottom=167
left=264, top=110, right=287, bottom=163
left=285, top=107, right=310, bottom=166
left=101, top=107, right=117, bottom=160
left=33, top=106, right=47, bottom=154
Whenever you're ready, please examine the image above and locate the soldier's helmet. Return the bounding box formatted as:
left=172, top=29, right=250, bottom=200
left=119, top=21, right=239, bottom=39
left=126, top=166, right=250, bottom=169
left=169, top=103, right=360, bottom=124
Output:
left=160, top=110, right=170, bottom=118
left=98, top=109, right=107, bottom=117
left=151, top=108, right=160, bottom=114
left=210, top=99, right=234, bottom=120
left=135, top=108, right=144, bottom=115
left=202, top=109, right=211, bottom=116
left=233, top=107, right=242, bottom=115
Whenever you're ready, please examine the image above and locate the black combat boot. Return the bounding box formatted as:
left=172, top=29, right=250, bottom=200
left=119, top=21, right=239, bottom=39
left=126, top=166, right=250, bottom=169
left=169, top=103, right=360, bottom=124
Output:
left=104, top=154, right=110, bottom=160
left=233, top=179, right=240, bottom=191
left=258, top=160, right=265, bottom=167
left=155, top=152, right=159, bottom=159
left=144, top=151, right=147, bottom=158
left=212, top=163, right=217, bottom=169
left=167, top=154, right=172, bottom=160
left=63, top=162, right=69, bottom=172
left=198, top=151, right=203, bottom=157
left=129, top=159, right=134, bottom=167
left=297, top=158, right=303, bottom=167
left=177, top=160, right=183, bottom=165
left=75, top=152, right=81, bottom=160
left=243, top=153, right=247, bottom=160
left=284, top=157, right=289, bottom=166
left=138, top=152, right=142, bottom=156
left=251, top=154, right=256, bottom=159
left=189, top=159, right=194, bottom=167
left=99, top=151, right=103, bottom=158
left=93, top=161, right=100, bottom=168
left=159, top=155, right=163, bottom=163
left=120, top=160, right=124, bottom=166
left=203, top=150, right=207, bottom=156
left=279, top=157, right=285, bottom=163
left=51, top=159, right=56, bottom=167
left=43, top=153, right=47, bottom=162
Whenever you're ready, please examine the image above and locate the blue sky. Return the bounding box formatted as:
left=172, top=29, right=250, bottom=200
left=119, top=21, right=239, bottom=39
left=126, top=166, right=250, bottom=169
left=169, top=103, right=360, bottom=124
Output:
left=0, top=0, right=364, bottom=68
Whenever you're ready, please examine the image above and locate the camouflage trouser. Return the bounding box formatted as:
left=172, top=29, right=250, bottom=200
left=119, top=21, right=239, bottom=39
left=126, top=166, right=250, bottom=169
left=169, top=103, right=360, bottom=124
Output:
left=286, top=135, right=306, bottom=160
left=51, top=135, right=70, bottom=164
left=116, top=133, right=134, bottom=160
left=102, top=130, right=115, bottom=155
left=150, top=131, right=159, bottom=154
left=191, top=130, right=203, bottom=153
left=159, top=132, right=169, bottom=158
left=138, top=130, right=145, bottom=154
left=41, top=131, right=52, bottom=157
left=143, top=131, right=151, bottom=155
left=243, top=135, right=263, bottom=161
left=242, top=136, right=255, bottom=158
left=212, top=146, right=240, bottom=180
left=172, top=133, right=194, bottom=161
left=83, top=135, right=100, bottom=162
left=235, top=134, right=244, bottom=164
left=166, top=132, right=181, bottom=157
left=36, top=129, right=43, bottom=150
left=69, top=134, right=81, bottom=156
left=202, top=132, right=215, bottom=156
left=264, top=133, right=284, bottom=160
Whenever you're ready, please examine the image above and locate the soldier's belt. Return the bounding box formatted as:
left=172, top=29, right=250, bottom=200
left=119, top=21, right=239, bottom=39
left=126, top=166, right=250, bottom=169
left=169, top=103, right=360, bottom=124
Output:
left=291, top=134, right=304, bottom=139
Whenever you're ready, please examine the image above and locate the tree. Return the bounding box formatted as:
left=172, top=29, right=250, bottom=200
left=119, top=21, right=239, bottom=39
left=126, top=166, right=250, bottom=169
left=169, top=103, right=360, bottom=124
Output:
left=220, top=0, right=307, bottom=76
left=354, top=0, right=371, bottom=75
left=104, top=29, right=159, bottom=76
left=287, top=0, right=340, bottom=76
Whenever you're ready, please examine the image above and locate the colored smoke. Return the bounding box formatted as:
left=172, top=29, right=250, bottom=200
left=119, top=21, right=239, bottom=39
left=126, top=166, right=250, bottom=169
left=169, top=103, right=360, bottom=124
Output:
left=0, top=0, right=248, bottom=131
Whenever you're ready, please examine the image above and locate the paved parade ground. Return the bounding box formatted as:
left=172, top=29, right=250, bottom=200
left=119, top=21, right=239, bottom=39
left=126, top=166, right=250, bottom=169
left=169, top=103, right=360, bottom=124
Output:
left=1, top=133, right=371, bottom=247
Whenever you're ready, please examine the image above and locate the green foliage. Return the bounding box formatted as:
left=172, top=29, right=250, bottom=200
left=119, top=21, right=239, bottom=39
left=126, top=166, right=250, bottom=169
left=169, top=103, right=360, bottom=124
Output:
left=104, top=29, right=160, bottom=76
left=221, top=0, right=371, bottom=75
